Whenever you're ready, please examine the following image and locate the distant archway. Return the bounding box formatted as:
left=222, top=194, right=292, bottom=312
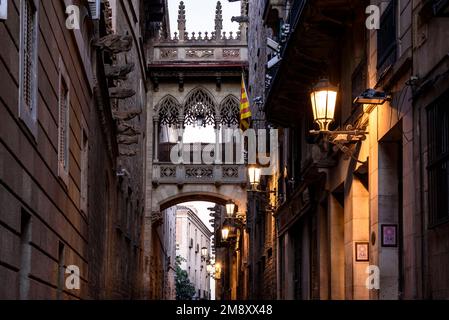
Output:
left=153, top=185, right=247, bottom=215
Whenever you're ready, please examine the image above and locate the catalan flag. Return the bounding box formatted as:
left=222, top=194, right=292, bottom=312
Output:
left=240, top=75, right=252, bottom=131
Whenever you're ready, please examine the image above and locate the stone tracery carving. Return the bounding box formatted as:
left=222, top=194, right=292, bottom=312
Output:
left=184, top=88, right=216, bottom=127
left=219, top=95, right=240, bottom=127
left=156, top=89, right=240, bottom=129
left=157, top=95, right=181, bottom=127
left=186, top=49, right=214, bottom=58
left=223, top=49, right=240, bottom=59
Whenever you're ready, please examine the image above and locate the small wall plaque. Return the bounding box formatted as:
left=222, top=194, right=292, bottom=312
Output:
left=355, top=242, right=369, bottom=262
left=381, top=224, right=398, bottom=247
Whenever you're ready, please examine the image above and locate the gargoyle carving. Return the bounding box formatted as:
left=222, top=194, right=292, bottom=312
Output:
left=119, top=148, right=138, bottom=157
left=109, top=88, right=136, bottom=99
left=112, top=108, right=142, bottom=121
left=93, top=34, right=133, bottom=54
left=117, top=135, right=139, bottom=145
left=105, top=63, right=135, bottom=80
left=117, top=122, right=141, bottom=136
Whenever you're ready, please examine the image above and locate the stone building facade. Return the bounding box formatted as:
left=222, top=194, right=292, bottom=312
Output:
left=249, top=0, right=449, bottom=300
left=143, top=0, right=250, bottom=300
left=0, top=0, right=165, bottom=300
left=176, top=206, right=212, bottom=300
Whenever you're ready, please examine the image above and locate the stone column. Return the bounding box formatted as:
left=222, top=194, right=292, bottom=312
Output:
left=153, top=118, right=159, bottom=162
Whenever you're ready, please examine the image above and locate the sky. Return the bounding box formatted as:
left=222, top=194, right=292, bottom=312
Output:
left=168, top=0, right=241, bottom=36
left=180, top=201, right=215, bottom=233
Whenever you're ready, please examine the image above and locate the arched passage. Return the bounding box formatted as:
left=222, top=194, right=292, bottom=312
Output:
left=152, top=184, right=247, bottom=215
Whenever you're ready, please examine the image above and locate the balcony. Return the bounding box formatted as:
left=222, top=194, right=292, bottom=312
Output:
left=153, top=163, right=247, bottom=185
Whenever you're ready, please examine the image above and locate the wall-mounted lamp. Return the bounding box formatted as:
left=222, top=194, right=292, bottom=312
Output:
left=309, top=78, right=368, bottom=161
left=225, top=201, right=236, bottom=218
left=310, top=78, right=338, bottom=132
left=201, top=247, right=208, bottom=261
left=248, top=166, right=261, bottom=191
left=353, top=89, right=391, bottom=105
left=221, top=227, right=230, bottom=242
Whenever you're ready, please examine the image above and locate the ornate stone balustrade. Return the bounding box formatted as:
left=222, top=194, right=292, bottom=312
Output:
left=153, top=163, right=247, bottom=185
left=152, top=45, right=247, bottom=62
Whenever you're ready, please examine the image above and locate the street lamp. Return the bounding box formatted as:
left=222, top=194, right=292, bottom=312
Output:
left=309, top=78, right=368, bottom=162
left=225, top=201, right=236, bottom=218
left=201, top=247, right=208, bottom=260
left=248, top=166, right=261, bottom=191
left=221, top=227, right=230, bottom=242
left=310, top=78, right=338, bottom=132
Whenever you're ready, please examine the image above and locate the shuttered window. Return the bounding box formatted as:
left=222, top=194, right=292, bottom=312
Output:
left=19, top=0, right=39, bottom=136
left=58, top=59, right=70, bottom=186
left=427, top=90, right=449, bottom=227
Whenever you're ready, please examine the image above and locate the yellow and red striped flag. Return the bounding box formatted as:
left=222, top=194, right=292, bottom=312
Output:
left=240, top=75, right=252, bottom=131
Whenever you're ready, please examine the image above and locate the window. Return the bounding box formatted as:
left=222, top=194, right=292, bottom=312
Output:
left=427, top=90, right=449, bottom=226
left=377, top=1, right=397, bottom=73
left=80, top=128, right=88, bottom=215
left=58, top=58, right=70, bottom=186
left=19, top=209, right=32, bottom=300
left=19, top=0, right=39, bottom=136
left=57, top=242, right=65, bottom=300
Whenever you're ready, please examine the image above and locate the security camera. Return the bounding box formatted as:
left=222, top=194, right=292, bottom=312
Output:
left=117, top=168, right=131, bottom=177
left=267, top=38, right=281, bottom=52
left=267, top=55, right=282, bottom=69
left=253, top=96, right=264, bottom=104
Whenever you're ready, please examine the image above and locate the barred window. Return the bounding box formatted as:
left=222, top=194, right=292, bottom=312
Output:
left=377, top=1, right=397, bottom=74
left=427, top=90, right=449, bottom=226
left=19, top=0, right=39, bottom=135
left=58, top=59, right=70, bottom=186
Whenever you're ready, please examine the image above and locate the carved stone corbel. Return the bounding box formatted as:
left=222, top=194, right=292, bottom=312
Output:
left=105, top=63, right=135, bottom=80
left=119, top=148, right=138, bottom=157
left=109, top=87, right=136, bottom=99
left=151, top=211, right=163, bottom=227
left=93, top=34, right=133, bottom=54
left=117, top=122, right=141, bottom=136
left=117, top=135, right=139, bottom=145
left=112, top=109, right=142, bottom=121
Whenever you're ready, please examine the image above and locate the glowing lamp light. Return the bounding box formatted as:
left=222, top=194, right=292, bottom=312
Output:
left=248, top=166, right=261, bottom=189
left=221, top=227, right=230, bottom=241
left=310, top=78, right=338, bottom=132
left=225, top=201, right=236, bottom=218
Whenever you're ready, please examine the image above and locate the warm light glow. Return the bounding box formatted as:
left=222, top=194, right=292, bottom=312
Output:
left=310, top=78, right=338, bottom=131
left=207, top=264, right=214, bottom=274
left=221, top=227, right=230, bottom=241
left=248, top=166, right=261, bottom=188
left=215, top=263, right=222, bottom=279
left=225, top=201, right=236, bottom=217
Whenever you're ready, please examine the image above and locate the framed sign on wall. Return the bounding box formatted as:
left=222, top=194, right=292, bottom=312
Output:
left=381, top=224, right=398, bottom=247
left=0, top=0, right=7, bottom=21
left=355, top=242, right=369, bottom=262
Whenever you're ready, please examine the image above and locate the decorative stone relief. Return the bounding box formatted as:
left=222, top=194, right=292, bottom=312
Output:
left=186, top=49, right=214, bottom=58
left=185, top=166, right=214, bottom=179
left=222, top=166, right=239, bottom=179
left=160, top=166, right=177, bottom=178
left=160, top=48, right=178, bottom=59
left=151, top=211, right=163, bottom=226
left=223, top=49, right=240, bottom=59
